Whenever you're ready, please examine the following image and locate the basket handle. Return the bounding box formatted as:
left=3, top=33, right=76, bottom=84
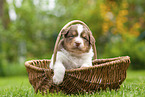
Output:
left=53, top=20, right=97, bottom=65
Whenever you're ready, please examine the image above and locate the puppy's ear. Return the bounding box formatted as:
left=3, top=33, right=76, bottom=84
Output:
left=89, top=34, right=95, bottom=45
left=61, top=29, right=68, bottom=35
left=61, top=27, right=70, bottom=38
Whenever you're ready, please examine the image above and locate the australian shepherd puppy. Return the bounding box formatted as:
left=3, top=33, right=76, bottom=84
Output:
left=50, top=24, right=95, bottom=85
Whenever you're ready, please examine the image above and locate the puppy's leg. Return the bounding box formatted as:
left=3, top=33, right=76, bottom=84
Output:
left=53, top=61, right=65, bottom=85
left=49, top=55, right=54, bottom=69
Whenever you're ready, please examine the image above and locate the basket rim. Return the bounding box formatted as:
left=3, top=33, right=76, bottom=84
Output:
left=66, top=56, right=130, bottom=73
left=25, top=56, right=130, bottom=73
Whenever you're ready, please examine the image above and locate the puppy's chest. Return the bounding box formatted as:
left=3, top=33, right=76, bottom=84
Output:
left=60, top=51, right=87, bottom=69
left=63, top=55, right=84, bottom=69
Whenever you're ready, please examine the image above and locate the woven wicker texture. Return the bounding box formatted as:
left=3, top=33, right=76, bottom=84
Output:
left=25, top=20, right=130, bottom=94
left=25, top=56, right=130, bottom=94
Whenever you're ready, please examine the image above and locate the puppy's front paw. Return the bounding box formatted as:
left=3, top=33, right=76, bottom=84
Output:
left=81, top=64, right=92, bottom=68
left=53, top=75, right=63, bottom=85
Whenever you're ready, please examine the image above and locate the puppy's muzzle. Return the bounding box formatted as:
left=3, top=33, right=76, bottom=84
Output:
left=75, top=42, right=81, bottom=47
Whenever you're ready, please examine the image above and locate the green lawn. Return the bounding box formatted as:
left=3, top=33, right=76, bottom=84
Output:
left=0, top=70, right=145, bottom=97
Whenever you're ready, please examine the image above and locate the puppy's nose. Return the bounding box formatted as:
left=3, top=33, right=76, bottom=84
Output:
left=75, top=42, right=81, bottom=47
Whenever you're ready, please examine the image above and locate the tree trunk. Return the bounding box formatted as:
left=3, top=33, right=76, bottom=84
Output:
left=0, top=0, right=4, bottom=76
left=0, top=0, right=4, bottom=18
left=0, top=0, right=10, bottom=29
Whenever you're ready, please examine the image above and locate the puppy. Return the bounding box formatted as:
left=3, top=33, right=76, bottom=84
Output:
left=50, top=24, right=95, bottom=85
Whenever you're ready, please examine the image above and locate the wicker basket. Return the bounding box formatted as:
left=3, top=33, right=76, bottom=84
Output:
left=25, top=20, right=130, bottom=94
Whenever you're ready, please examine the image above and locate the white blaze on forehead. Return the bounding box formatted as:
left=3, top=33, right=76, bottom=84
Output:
left=77, top=24, right=83, bottom=35
left=75, top=24, right=84, bottom=48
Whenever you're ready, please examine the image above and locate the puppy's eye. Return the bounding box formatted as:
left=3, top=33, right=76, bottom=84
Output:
left=83, top=37, right=88, bottom=40
left=67, top=31, right=77, bottom=38
left=68, top=35, right=74, bottom=38
left=82, top=34, right=89, bottom=41
left=67, top=34, right=74, bottom=38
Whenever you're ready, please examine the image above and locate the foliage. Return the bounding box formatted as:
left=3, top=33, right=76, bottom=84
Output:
left=0, top=70, right=145, bottom=96
left=2, top=63, right=27, bottom=76
left=102, top=34, right=145, bottom=69
left=0, top=0, right=145, bottom=77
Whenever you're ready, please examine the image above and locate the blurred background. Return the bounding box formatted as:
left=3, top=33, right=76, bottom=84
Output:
left=0, top=0, right=144, bottom=77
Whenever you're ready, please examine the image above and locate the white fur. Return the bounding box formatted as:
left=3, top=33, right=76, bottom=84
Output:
left=73, top=24, right=84, bottom=48
left=50, top=47, right=94, bottom=85
left=77, top=24, right=83, bottom=34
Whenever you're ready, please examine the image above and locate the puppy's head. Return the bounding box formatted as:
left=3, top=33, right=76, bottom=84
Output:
left=62, top=24, right=95, bottom=54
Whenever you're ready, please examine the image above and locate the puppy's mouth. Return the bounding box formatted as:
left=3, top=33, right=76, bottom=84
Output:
left=73, top=42, right=83, bottom=49
left=73, top=46, right=82, bottom=51
left=72, top=44, right=83, bottom=49
left=73, top=47, right=82, bottom=51
left=70, top=46, right=84, bottom=53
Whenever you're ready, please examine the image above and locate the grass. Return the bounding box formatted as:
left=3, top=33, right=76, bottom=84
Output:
left=0, top=70, right=145, bottom=97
